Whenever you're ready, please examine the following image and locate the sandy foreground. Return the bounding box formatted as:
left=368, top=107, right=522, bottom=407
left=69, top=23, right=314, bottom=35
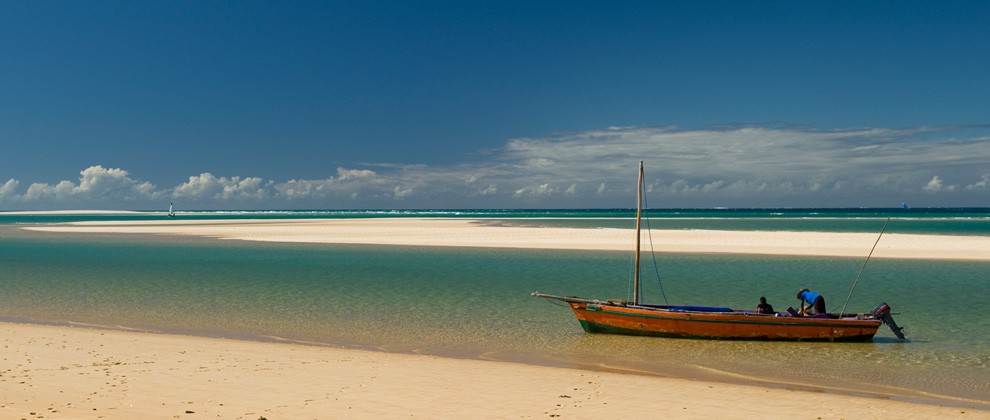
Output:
left=2, top=322, right=981, bottom=420
left=24, top=218, right=990, bottom=260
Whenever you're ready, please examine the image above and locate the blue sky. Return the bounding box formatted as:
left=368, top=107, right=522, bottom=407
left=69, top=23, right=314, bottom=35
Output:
left=1, top=1, right=988, bottom=210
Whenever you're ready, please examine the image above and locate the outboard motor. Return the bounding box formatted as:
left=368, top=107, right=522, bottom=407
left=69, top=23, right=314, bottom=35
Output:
left=872, top=302, right=905, bottom=339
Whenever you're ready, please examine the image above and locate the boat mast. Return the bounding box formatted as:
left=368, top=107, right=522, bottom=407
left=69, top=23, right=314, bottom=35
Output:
left=634, top=161, right=644, bottom=305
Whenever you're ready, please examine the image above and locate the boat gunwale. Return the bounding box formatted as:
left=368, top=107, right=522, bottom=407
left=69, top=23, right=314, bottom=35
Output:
left=575, top=301, right=883, bottom=329
left=576, top=319, right=879, bottom=342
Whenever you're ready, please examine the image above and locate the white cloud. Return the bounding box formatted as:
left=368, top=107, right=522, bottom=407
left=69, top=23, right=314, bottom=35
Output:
left=475, top=184, right=497, bottom=196
left=514, top=183, right=557, bottom=198
left=76, top=166, right=157, bottom=199
left=173, top=173, right=223, bottom=199
left=924, top=176, right=943, bottom=192
left=393, top=185, right=413, bottom=198
left=220, top=177, right=267, bottom=200
left=172, top=173, right=268, bottom=201
left=336, top=167, right=376, bottom=181
left=276, top=178, right=334, bottom=200
left=3, top=125, right=990, bottom=209
left=273, top=167, right=380, bottom=200
left=12, top=166, right=158, bottom=204
left=966, top=174, right=989, bottom=190
left=923, top=176, right=956, bottom=193
left=0, top=179, right=19, bottom=201
left=702, top=180, right=726, bottom=193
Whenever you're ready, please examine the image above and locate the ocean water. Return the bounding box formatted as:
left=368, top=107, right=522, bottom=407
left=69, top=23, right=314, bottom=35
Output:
left=0, top=209, right=987, bottom=408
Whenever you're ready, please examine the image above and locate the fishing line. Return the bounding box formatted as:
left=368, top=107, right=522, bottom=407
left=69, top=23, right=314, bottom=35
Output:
left=839, top=217, right=890, bottom=315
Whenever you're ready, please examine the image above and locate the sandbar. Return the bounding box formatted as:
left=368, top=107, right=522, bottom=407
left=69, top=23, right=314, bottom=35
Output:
left=24, top=218, right=990, bottom=260
left=1, top=322, right=981, bottom=419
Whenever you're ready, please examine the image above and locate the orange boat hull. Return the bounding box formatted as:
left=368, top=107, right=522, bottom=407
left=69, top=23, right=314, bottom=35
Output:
left=569, top=302, right=881, bottom=341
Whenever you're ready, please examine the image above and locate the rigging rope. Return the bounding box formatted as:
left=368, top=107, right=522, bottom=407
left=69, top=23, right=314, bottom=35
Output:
left=540, top=297, right=570, bottom=308
left=626, top=249, right=635, bottom=302
left=838, top=217, right=890, bottom=315
left=642, top=191, right=669, bottom=305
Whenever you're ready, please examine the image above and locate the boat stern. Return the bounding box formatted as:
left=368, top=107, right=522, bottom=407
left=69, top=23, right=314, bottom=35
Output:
left=871, top=302, right=906, bottom=339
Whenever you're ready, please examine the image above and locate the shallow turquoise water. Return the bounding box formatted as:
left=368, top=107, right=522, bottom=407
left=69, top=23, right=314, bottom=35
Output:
left=3, top=207, right=990, bottom=235
left=0, top=213, right=987, bottom=407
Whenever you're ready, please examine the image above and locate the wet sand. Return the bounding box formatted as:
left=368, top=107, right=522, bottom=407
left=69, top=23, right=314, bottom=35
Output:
left=1, top=322, right=980, bottom=419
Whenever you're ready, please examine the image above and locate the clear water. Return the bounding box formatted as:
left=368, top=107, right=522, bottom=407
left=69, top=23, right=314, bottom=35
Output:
left=0, top=209, right=987, bottom=408
left=3, top=207, right=990, bottom=235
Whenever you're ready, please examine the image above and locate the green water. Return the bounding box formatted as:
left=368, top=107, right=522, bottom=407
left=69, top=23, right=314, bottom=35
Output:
left=3, top=207, right=990, bottom=235
left=0, top=224, right=987, bottom=407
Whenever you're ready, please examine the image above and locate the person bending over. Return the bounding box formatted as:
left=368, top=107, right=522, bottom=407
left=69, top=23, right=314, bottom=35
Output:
left=796, top=288, right=826, bottom=315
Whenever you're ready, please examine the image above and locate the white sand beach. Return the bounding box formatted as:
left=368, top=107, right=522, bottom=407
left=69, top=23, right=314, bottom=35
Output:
left=1, top=322, right=980, bottom=419
left=24, top=218, right=990, bottom=260
left=8, top=218, right=989, bottom=418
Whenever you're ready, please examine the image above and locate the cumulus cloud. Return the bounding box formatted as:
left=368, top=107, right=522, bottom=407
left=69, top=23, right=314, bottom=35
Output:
left=475, top=184, right=497, bottom=196
left=393, top=185, right=413, bottom=198
left=275, top=179, right=332, bottom=200
left=923, top=176, right=956, bottom=193
left=172, top=174, right=223, bottom=199
left=0, top=179, right=19, bottom=201
left=220, top=177, right=268, bottom=200
left=514, top=183, right=557, bottom=198
left=2, top=125, right=989, bottom=209
left=10, top=166, right=159, bottom=204
left=172, top=173, right=268, bottom=201
left=273, top=167, right=379, bottom=201
left=966, top=174, right=989, bottom=190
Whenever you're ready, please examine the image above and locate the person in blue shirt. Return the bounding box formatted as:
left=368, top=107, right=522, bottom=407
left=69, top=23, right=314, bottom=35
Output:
left=797, top=288, right=826, bottom=315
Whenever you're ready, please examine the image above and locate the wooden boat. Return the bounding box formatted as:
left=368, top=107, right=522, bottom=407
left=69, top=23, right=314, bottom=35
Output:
left=532, top=161, right=904, bottom=341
